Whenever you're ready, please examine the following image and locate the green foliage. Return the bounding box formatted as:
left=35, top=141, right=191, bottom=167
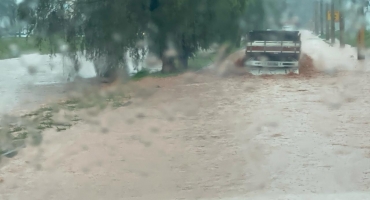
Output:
left=148, top=0, right=249, bottom=72
left=0, top=0, right=17, bottom=23
left=19, top=0, right=285, bottom=75
left=132, top=68, right=151, bottom=80
left=20, top=0, right=148, bottom=62
left=132, top=50, right=217, bottom=80
left=0, top=0, right=18, bottom=36
left=188, top=51, right=216, bottom=71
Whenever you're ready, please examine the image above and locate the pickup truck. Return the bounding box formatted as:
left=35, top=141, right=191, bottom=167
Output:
left=244, top=30, right=301, bottom=75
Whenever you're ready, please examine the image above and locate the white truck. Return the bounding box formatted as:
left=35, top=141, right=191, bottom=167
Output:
left=244, top=30, right=301, bottom=75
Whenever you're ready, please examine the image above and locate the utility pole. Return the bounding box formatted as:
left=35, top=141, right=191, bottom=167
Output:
left=339, top=0, right=345, bottom=48
left=325, top=2, right=330, bottom=41
left=357, top=0, right=366, bottom=60
left=315, top=0, right=319, bottom=35
left=320, top=0, right=324, bottom=35
left=330, top=0, right=335, bottom=45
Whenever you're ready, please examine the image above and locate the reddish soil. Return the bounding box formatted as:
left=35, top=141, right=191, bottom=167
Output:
left=299, top=53, right=319, bottom=77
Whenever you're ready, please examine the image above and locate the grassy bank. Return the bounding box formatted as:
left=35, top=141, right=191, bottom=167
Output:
left=132, top=50, right=218, bottom=80
left=131, top=43, right=243, bottom=80
left=0, top=37, right=51, bottom=59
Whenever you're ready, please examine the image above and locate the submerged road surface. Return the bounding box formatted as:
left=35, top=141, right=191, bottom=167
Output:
left=1, top=31, right=370, bottom=199
left=0, top=51, right=159, bottom=115
left=0, top=53, right=96, bottom=114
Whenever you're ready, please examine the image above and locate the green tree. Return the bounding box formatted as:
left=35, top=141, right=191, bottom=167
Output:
left=20, top=0, right=149, bottom=80
left=148, top=0, right=250, bottom=72
left=0, top=0, right=17, bottom=22
left=17, top=0, right=36, bottom=36
left=0, top=0, right=17, bottom=36
left=20, top=0, right=252, bottom=76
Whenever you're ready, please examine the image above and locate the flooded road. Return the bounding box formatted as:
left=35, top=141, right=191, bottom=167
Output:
left=0, top=53, right=96, bottom=114
left=1, top=31, right=370, bottom=199
left=2, top=69, right=370, bottom=199
left=0, top=51, right=159, bottom=115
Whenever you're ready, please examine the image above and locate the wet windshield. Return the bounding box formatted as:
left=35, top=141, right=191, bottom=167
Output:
left=0, top=0, right=370, bottom=199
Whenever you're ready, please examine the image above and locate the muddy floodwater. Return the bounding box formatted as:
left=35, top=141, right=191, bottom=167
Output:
left=1, top=31, right=370, bottom=199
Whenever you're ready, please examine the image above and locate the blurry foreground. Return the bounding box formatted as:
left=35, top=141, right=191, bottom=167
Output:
left=0, top=30, right=370, bottom=199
